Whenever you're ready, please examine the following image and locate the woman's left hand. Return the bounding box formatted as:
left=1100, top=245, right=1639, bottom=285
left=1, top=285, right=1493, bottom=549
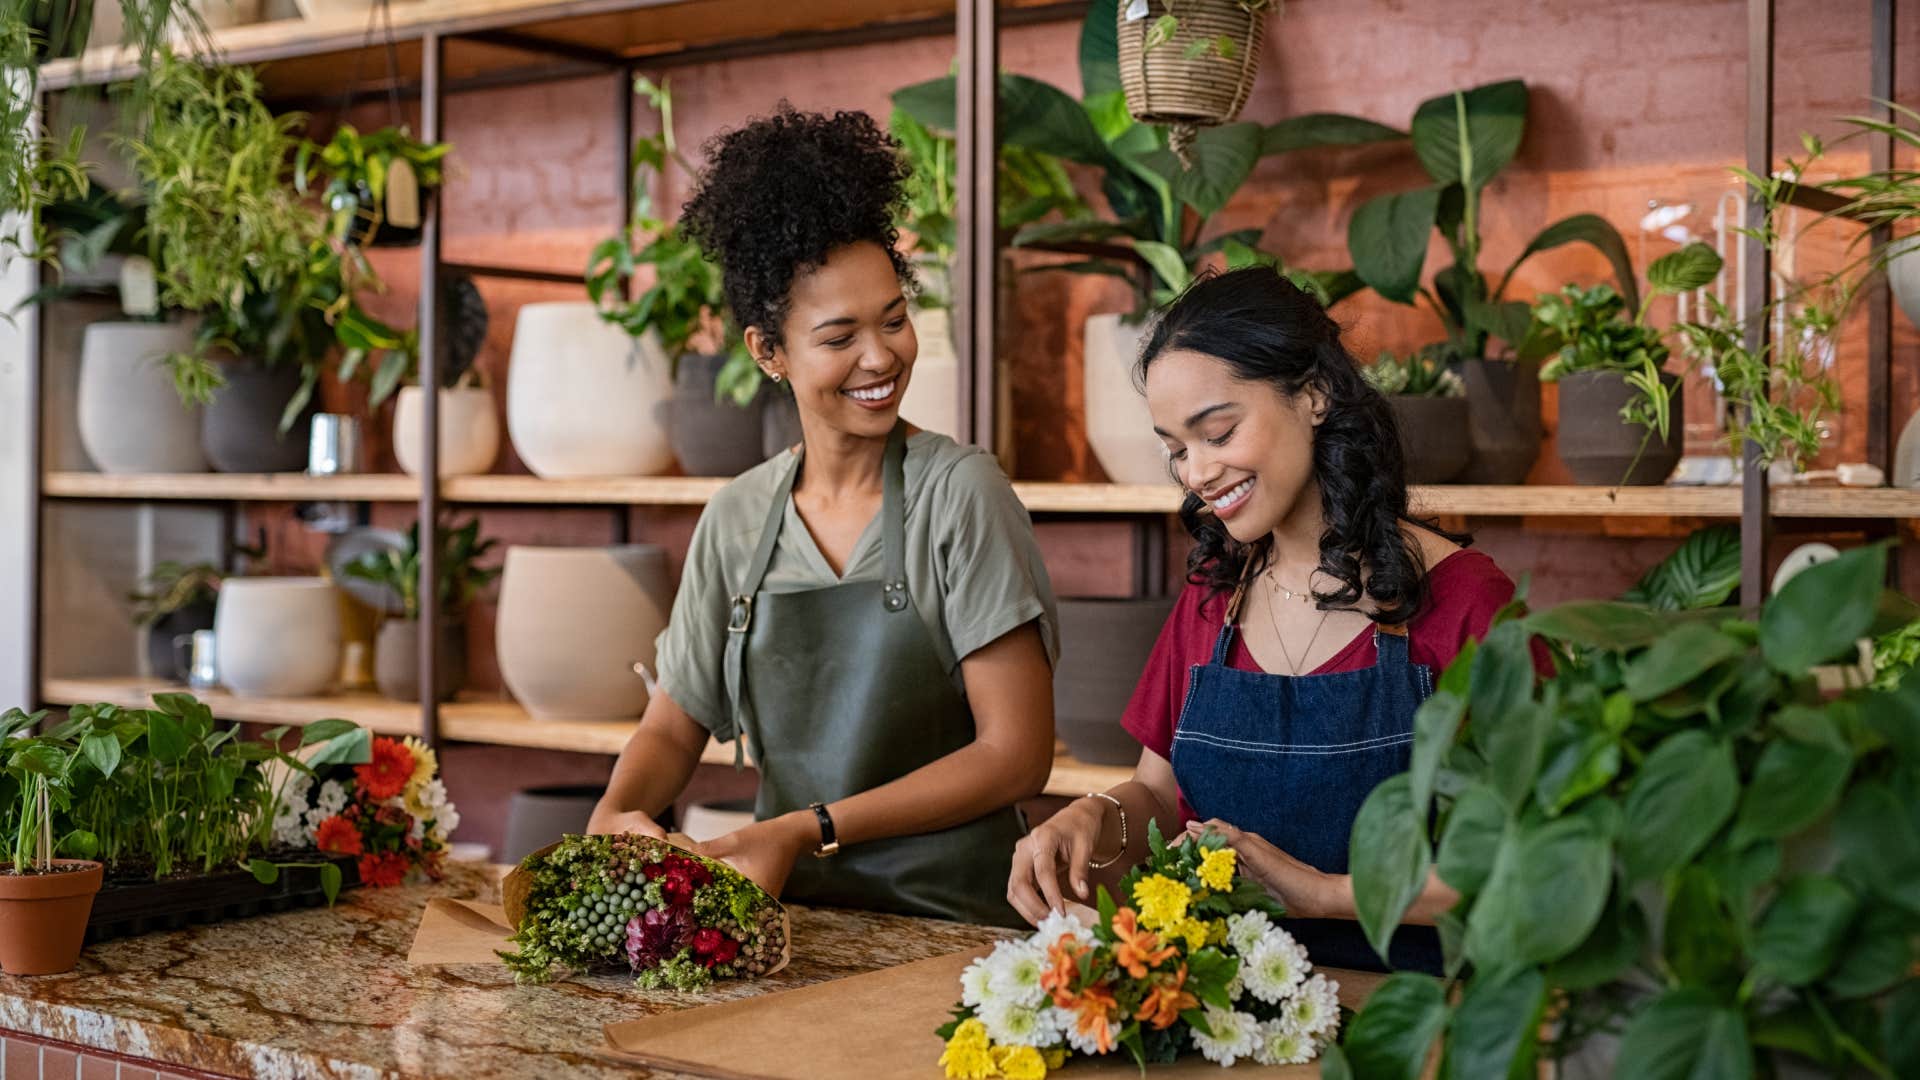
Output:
left=1186, top=819, right=1348, bottom=921
left=697, top=813, right=815, bottom=897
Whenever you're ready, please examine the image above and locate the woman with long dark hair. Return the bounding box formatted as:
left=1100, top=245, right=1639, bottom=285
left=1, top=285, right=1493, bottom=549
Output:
left=1006, top=268, right=1523, bottom=972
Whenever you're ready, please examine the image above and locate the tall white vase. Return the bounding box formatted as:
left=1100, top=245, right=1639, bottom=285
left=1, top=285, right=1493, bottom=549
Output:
left=214, top=578, right=341, bottom=698
left=506, top=302, right=674, bottom=478
left=1083, top=313, right=1165, bottom=485
left=77, top=322, right=205, bottom=474
left=394, top=385, right=500, bottom=477
left=903, top=305, right=961, bottom=439
left=496, top=545, right=672, bottom=720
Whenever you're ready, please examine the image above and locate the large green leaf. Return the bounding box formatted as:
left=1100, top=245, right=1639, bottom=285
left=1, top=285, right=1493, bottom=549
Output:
left=1729, top=733, right=1851, bottom=846
left=1753, top=875, right=1858, bottom=986
left=1348, top=187, right=1441, bottom=304
left=1011, top=219, right=1141, bottom=248
left=304, top=725, right=373, bottom=768
left=1410, top=80, right=1528, bottom=193
left=1533, top=729, right=1620, bottom=816
left=1620, top=731, right=1738, bottom=883
left=1154, top=122, right=1263, bottom=219
left=1664, top=866, right=1743, bottom=992
left=1262, top=112, right=1407, bottom=155
left=1622, top=622, right=1747, bottom=702
left=1133, top=240, right=1191, bottom=294
left=1646, top=242, right=1724, bottom=297
left=1079, top=0, right=1120, bottom=98
left=1621, top=526, right=1742, bottom=611
left=1409, top=690, right=1464, bottom=814
left=1440, top=968, right=1545, bottom=1080
left=145, top=709, right=190, bottom=764
left=1343, top=973, right=1449, bottom=1080
left=1002, top=73, right=1115, bottom=167
left=1465, top=814, right=1612, bottom=971
left=1497, top=213, right=1640, bottom=312
left=1760, top=543, right=1886, bottom=674
left=1825, top=904, right=1915, bottom=998
left=1887, top=983, right=1920, bottom=1080
left=1350, top=774, right=1432, bottom=966
left=1834, top=781, right=1920, bottom=915
left=1615, top=988, right=1754, bottom=1080
left=891, top=76, right=958, bottom=132
left=1526, top=602, right=1671, bottom=650
left=1437, top=783, right=1507, bottom=894
left=1546, top=887, right=1645, bottom=991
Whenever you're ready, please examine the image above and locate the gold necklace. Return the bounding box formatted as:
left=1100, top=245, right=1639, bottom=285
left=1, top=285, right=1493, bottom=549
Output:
left=1264, top=563, right=1318, bottom=604
left=1263, top=576, right=1333, bottom=676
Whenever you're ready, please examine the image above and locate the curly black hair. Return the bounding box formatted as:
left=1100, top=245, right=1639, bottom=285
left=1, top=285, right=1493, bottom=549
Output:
left=680, top=103, right=914, bottom=349
left=1136, top=267, right=1466, bottom=626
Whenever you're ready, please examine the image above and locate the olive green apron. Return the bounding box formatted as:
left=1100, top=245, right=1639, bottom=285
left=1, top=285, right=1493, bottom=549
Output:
left=722, top=423, right=1026, bottom=927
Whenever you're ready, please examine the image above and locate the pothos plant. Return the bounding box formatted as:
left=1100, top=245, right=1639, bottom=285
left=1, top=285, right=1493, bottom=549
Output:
left=297, top=123, right=450, bottom=248
left=1333, top=543, right=1920, bottom=1079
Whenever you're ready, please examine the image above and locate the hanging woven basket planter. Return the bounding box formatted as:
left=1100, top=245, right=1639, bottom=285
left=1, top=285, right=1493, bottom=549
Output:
left=1117, top=0, right=1273, bottom=166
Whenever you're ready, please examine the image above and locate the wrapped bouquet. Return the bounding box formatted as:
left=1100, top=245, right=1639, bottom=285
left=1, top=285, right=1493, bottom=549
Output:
left=938, top=824, right=1341, bottom=1077
left=271, top=730, right=459, bottom=887
left=498, top=833, right=789, bottom=992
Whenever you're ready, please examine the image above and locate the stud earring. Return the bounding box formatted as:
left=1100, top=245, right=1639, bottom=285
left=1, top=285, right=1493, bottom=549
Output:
left=770, top=373, right=782, bottom=383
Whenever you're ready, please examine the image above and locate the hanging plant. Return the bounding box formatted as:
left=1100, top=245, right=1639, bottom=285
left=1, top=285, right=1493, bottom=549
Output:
left=297, top=123, right=450, bottom=249
left=1115, top=0, right=1277, bottom=166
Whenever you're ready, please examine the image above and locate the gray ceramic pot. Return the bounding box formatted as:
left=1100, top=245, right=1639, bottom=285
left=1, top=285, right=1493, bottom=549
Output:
left=201, top=362, right=316, bottom=473
left=502, top=785, right=609, bottom=863
left=1055, top=597, right=1177, bottom=766
left=761, top=390, right=804, bottom=460
left=1557, top=370, right=1683, bottom=486
left=670, top=353, right=765, bottom=477
left=1388, top=396, right=1472, bottom=484
left=1458, top=358, right=1543, bottom=484
left=373, top=618, right=464, bottom=703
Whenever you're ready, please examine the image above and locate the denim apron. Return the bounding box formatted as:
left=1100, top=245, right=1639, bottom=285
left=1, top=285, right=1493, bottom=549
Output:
left=721, top=422, right=1027, bottom=927
left=1169, top=580, right=1443, bottom=973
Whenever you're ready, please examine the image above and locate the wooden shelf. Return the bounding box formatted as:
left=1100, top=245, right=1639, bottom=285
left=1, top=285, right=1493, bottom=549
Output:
left=1771, top=486, right=1920, bottom=518
left=42, top=472, right=419, bottom=501
left=40, top=678, right=1131, bottom=796
left=444, top=474, right=727, bottom=505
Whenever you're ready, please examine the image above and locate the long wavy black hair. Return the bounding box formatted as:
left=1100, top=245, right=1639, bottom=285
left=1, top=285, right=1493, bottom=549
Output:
left=1135, top=268, right=1463, bottom=626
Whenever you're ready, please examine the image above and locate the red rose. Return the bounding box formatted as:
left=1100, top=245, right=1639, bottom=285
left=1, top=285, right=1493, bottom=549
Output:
left=313, top=815, right=363, bottom=856
left=692, top=928, right=726, bottom=956
left=357, top=851, right=409, bottom=888
left=642, top=860, right=668, bottom=880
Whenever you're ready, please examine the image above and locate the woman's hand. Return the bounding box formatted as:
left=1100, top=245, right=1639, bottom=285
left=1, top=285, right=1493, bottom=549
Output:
left=696, top=813, right=816, bottom=897
left=1007, top=797, right=1110, bottom=925
left=587, top=807, right=667, bottom=839
left=1187, top=819, right=1347, bottom=921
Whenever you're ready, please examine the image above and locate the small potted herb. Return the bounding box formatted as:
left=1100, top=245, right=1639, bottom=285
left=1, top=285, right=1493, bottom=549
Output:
left=0, top=710, right=103, bottom=975
left=345, top=517, right=499, bottom=703
left=384, top=272, right=495, bottom=478
left=1534, top=242, right=1723, bottom=486
left=1363, top=347, right=1470, bottom=484
left=297, top=123, right=451, bottom=249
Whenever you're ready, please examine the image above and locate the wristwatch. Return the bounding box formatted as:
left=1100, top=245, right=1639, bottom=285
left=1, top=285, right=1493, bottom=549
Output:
left=808, top=802, right=840, bottom=858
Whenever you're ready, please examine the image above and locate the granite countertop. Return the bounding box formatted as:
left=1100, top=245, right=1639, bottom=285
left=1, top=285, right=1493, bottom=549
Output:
left=0, top=861, right=1010, bottom=1079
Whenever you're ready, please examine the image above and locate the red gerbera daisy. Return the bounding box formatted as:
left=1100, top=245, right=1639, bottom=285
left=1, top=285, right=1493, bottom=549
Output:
left=354, top=737, right=415, bottom=801
left=357, top=851, right=410, bottom=888
left=313, top=815, right=363, bottom=856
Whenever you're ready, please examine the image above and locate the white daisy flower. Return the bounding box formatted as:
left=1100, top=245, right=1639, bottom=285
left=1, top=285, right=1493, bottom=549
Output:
left=1253, top=1019, right=1315, bottom=1066
left=979, top=999, right=1065, bottom=1048
left=417, top=778, right=449, bottom=810
left=315, top=779, right=348, bottom=816
left=984, top=940, right=1049, bottom=1008
left=271, top=803, right=310, bottom=848
left=1242, top=934, right=1309, bottom=1003
left=408, top=816, right=426, bottom=843
left=432, top=803, right=461, bottom=841
left=1189, top=1006, right=1260, bottom=1067
left=960, top=957, right=994, bottom=1008
left=1286, top=973, right=1342, bottom=1039
left=1035, top=909, right=1095, bottom=950
left=1226, top=910, right=1273, bottom=956
left=282, top=771, right=313, bottom=808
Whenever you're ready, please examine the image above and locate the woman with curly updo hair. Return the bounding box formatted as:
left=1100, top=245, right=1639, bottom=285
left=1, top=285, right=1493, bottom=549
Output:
left=1008, top=269, right=1526, bottom=973
left=590, top=105, right=1057, bottom=927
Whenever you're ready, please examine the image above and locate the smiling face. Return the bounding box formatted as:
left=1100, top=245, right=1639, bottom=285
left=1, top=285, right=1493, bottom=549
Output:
left=745, top=240, right=916, bottom=442
left=1145, top=347, right=1324, bottom=544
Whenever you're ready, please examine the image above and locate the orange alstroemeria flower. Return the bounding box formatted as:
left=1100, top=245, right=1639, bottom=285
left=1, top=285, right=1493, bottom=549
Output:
left=1073, top=983, right=1120, bottom=1054
left=1135, top=964, right=1198, bottom=1030
left=1110, top=907, right=1176, bottom=979
left=1041, top=935, right=1087, bottom=1008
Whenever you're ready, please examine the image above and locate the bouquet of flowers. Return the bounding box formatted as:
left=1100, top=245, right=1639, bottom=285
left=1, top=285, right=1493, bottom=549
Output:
left=271, top=732, right=459, bottom=888
left=937, top=824, right=1341, bottom=1077
left=498, top=833, right=789, bottom=992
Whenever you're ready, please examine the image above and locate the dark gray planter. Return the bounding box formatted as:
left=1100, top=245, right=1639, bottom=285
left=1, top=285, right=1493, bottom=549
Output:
left=146, top=602, right=216, bottom=682
left=1388, top=396, right=1472, bottom=484
left=373, top=619, right=465, bottom=703
left=761, top=390, right=804, bottom=460
left=670, top=353, right=765, bottom=477
left=201, top=363, right=316, bottom=473
left=1459, top=358, right=1543, bottom=484
left=1557, top=370, right=1683, bottom=486
left=503, top=785, right=607, bottom=863
left=1055, top=597, right=1177, bottom=766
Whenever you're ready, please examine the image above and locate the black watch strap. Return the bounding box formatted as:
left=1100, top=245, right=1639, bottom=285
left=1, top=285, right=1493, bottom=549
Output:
left=808, top=802, right=839, bottom=858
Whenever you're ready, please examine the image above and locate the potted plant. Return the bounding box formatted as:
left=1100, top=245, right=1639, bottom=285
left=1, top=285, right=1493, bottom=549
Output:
left=297, top=122, right=450, bottom=249
left=1336, top=542, right=1920, bottom=1078
left=1533, top=242, right=1723, bottom=486
left=386, top=272, right=495, bottom=478
left=1363, top=346, right=1470, bottom=484
left=1114, top=0, right=1276, bottom=166
left=344, top=516, right=500, bottom=703
left=0, top=709, right=103, bottom=975
left=129, top=560, right=221, bottom=681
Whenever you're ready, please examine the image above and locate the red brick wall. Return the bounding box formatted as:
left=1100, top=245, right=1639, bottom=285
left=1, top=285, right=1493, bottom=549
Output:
left=0, top=1028, right=220, bottom=1080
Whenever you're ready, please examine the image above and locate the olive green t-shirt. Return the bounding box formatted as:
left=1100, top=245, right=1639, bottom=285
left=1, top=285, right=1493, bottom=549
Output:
left=655, top=431, right=1060, bottom=742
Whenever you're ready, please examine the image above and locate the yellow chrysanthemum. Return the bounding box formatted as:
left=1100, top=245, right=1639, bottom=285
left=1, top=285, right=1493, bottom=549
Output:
left=992, top=1044, right=1049, bottom=1080
left=940, top=1020, right=995, bottom=1079
left=1042, top=1048, right=1067, bottom=1070
left=1198, top=847, right=1237, bottom=892
left=1168, top=917, right=1211, bottom=952
left=1132, top=874, right=1192, bottom=931
left=401, top=737, right=439, bottom=799
left=1206, top=918, right=1229, bottom=946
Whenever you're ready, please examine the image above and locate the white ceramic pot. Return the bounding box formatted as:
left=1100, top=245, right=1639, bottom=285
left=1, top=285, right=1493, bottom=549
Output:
left=214, top=578, right=341, bottom=698
left=1888, top=237, right=1920, bottom=331
left=1083, top=313, right=1165, bottom=485
left=77, top=322, right=205, bottom=474
left=496, top=545, right=672, bottom=720
left=294, top=0, right=417, bottom=18
left=191, top=0, right=262, bottom=30
left=1895, top=408, right=1920, bottom=489
left=902, top=305, right=960, bottom=439
left=394, top=385, right=500, bottom=477
left=506, top=302, right=674, bottom=478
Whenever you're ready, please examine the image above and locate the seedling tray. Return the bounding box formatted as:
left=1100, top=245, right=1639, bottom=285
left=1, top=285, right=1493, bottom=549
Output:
left=85, top=855, right=361, bottom=944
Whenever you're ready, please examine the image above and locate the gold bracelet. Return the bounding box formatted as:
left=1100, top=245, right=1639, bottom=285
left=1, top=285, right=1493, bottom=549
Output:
left=1084, top=792, right=1128, bottom=870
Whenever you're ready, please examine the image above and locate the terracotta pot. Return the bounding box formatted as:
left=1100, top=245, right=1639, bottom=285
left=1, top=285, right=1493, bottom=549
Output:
left=393, top=385, right=500, bottom=477
left=1055, top=598, right=1176, bottom=766
left=77, top=322, right=206, bottom=474
left=1388, top=396, right=1472, bottom=484
left=1557, top=371, right=1684, bottom=486
left=214, top=578, right=341, bottom=697
left=496, top=545, right=671, bottom=720
left=0, top=860, right=103, bottom=975
left=201, top=362, right=316, bottom=474
left=146, top=601, right=216, bottom=682
left=669, top=353, right=766, bottom=477
left=374, top=618, right=464, bottom=703
left=903, top=304, right=961, bottom=439
left=506, top=303, right=674, bottom=478
left=1458, top=357, right=1542, bottom=484
left=1083, top=313, right=1165, bottom=485
left=761, top=391, right=804, bottom=460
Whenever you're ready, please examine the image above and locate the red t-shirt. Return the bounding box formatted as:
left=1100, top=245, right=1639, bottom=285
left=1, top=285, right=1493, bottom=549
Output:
left=1120, top=549, right=1519, bottom=822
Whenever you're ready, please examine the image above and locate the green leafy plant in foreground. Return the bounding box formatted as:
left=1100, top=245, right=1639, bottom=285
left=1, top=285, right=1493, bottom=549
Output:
left=1339, top=543, right=1920, bottom=1078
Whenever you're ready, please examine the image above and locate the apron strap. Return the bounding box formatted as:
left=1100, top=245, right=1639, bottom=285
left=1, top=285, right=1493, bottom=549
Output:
left=879, top=422, right=910, bottom=614
left=1373, top=622, right=1412, bottom=665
